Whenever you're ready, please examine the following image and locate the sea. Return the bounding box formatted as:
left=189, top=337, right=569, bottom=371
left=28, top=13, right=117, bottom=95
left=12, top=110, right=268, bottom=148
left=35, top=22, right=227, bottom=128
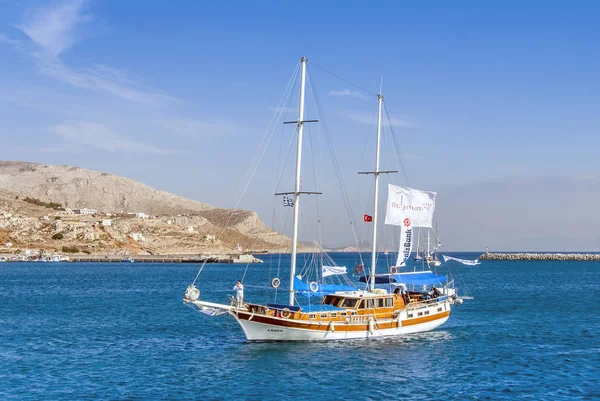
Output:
left=1, top=252, right=598, bottom=400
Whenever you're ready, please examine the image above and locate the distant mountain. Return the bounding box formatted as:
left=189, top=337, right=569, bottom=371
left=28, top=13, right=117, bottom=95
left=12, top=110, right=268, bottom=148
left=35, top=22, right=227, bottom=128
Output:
left=0, top=161, right=212, bottom=215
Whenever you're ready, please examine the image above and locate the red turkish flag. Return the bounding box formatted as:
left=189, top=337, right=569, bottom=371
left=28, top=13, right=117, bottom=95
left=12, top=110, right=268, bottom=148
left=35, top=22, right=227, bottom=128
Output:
left=363, top=214, right=373, bottom=222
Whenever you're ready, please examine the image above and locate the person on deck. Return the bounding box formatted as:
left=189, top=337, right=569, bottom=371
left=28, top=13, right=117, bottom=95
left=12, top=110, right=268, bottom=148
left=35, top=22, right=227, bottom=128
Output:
left=233, top=280, right=244, bottom=305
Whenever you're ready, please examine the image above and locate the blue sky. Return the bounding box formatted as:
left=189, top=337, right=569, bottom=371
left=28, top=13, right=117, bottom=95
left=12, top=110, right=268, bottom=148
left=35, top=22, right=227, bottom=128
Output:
left=1, top=0, right=599, bottom=250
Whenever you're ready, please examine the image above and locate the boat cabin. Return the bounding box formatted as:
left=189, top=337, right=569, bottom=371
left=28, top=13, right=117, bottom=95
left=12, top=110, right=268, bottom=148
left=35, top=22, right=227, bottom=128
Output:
left=322, top=291, right=406, bottom=311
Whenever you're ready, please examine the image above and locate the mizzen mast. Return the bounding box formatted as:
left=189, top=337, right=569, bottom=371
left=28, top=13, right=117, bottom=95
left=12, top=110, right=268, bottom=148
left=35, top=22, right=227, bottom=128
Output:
left=358, top=93, right=397, bottom=291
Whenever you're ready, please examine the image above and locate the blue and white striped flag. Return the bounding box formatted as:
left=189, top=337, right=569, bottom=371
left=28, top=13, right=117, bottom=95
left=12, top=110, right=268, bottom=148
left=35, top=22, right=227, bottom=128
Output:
left=283, top=196, right=294, bottom=207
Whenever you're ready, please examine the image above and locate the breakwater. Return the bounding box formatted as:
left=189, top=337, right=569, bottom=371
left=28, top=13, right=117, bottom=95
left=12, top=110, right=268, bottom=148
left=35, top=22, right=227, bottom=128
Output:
left=479, top=252, right=600, bottom=261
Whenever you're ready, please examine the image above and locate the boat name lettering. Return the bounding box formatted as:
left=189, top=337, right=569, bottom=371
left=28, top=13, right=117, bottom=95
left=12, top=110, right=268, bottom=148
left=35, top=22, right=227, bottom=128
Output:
left=403, top=228, right=412, bottom=259
left=267, top=329, right=283, bottom=332
left=391, top=202, right=432, bottom=212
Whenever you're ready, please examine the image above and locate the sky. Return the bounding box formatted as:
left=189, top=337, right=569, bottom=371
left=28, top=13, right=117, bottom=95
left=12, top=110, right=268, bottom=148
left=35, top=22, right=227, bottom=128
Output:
left=0, top=0, right=599, bottom=251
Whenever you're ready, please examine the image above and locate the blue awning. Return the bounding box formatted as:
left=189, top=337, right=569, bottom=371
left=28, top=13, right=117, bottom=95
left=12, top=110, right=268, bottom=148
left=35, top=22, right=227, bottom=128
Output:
left=359, top=271, right=446, bottom=285
left=294, top=277, right=357, bottom=297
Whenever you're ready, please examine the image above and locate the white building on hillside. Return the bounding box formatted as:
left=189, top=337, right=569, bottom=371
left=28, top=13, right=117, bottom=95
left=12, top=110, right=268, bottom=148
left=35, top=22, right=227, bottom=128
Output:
left=130, top=232, right=145, bottom=242
left=74, top=208, right=97, bottom=215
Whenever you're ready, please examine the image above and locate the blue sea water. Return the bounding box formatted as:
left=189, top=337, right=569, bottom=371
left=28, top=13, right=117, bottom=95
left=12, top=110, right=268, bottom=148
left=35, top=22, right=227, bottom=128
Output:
left=1, top=252, right=598, bottom=400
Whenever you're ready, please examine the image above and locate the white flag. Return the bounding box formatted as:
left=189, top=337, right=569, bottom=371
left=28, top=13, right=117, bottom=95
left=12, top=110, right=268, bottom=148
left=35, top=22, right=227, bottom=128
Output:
left=395, top=224, right=413, bottom=267
left=322, top=265, right=347, bottom=278
left=442, top=255, right=481, bottom=266
left=385, top=184, right=436, bottom=228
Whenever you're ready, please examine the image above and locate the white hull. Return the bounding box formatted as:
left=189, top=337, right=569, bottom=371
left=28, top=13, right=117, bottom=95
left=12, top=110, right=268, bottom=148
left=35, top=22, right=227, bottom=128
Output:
left=234, top=314, right=449, bottom=342
left=186, top=297, right=452, bottom=342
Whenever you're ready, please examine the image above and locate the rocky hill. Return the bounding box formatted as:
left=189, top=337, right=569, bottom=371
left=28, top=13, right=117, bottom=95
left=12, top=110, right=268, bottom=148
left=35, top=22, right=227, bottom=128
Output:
left=0, top=161, right=291, bottom=255
left=0, top=161, right=212, bottom=215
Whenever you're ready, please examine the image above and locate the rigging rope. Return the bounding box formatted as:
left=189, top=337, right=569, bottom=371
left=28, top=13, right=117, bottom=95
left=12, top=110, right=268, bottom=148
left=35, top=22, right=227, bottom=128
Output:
left=311, top=62, right=378, bottom=98
left=383, top=102, right=412, bottom=186
left=308, top=71, right=364, bottom=265
left=188, top=61, right=300, bottom=297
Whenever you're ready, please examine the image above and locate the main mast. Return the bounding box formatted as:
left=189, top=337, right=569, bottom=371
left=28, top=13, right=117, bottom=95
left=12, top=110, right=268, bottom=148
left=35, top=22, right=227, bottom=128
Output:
left=288, top=57, right=308, bottom=305
left=369, top=93, right=384, bottom=291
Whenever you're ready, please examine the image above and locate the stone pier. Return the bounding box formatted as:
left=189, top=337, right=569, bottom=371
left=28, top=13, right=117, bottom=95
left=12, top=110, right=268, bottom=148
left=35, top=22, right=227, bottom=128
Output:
left=479, top=252, right=600, bottom=261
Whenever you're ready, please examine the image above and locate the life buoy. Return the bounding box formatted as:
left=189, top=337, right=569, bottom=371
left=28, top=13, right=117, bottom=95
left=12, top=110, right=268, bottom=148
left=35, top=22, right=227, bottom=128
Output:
left=281, top=308, right=291, bottom=318
left=309, top=281, right=319, bottom=292
left=355, top=264, right=364, bottom=274
left=271, top=277, right=280, bottom=288
left=389, top=266, right=398, bottom=274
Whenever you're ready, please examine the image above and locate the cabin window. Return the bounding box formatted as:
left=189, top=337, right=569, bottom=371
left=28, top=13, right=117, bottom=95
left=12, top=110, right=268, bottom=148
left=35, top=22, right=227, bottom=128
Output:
left=385, top=298, right=394, bottom=307
left=375, top=298, right=384, bottom=308
left=308, top=314, right=316, bottom=319
left=418, top=312, right=423, bottom=316
left=351, top=311, right=357, bottom=316
left=320, top=313, right=328, bottom=318
left=424, top=311, right=430, bottom=315
left=340, top=312, right=347, bottom=317
left=408, top=313, right=413, bottom=318
left=366, top=299, right=374, bottom=309
left=324, top=296, right=342, bottom=306
left=341, top=298, right=358, bottom=308
left=437, top=307, right=442, bottom=312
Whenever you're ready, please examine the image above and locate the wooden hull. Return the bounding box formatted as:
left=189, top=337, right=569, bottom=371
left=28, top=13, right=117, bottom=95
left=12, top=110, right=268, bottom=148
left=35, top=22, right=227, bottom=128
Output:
left=232, top=302, right=451, bottom=342
left=186, top=295, right=452, bottom=342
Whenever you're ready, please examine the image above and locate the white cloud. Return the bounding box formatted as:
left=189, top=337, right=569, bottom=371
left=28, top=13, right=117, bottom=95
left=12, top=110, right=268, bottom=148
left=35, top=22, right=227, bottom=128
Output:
left=329, top=89, right=368, bottom=99
left=1, top=0, right=177, bottom=105
left=48, top=121, right=172, bottom=154
left=341, top=111, right=416, bottom=128
left=37, top=59, right=177, bottom=105
left=16, top=0, right=90, bottom=58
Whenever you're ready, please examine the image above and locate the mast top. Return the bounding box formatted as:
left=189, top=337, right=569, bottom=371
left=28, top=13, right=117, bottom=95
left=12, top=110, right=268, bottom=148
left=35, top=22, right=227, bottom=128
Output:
left=300, top=56, right=308, bottom=63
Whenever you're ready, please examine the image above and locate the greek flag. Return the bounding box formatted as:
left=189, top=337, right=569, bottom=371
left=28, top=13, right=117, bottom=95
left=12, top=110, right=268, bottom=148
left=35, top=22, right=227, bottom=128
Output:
left=283, top=196, right=294, bottom=207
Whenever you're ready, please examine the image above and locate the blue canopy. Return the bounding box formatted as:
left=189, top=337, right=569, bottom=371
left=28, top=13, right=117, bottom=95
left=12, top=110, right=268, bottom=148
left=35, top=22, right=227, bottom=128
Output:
left=294, top=277, right=356, bottom=297
left=359, top=271, right=446, bottom=285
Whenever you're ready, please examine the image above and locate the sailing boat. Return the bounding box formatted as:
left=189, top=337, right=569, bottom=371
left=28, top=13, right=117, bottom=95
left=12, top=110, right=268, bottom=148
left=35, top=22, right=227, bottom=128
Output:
left=424, top=229, right=441, bottom=266
left=413, top=229, right=422, bottom=260
left=183, top=57, right=461, bottom=341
